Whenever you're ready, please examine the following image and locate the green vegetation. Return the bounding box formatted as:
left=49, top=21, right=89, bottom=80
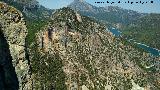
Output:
left=120, top=37, right=147, bottom=53
left=1, top=1, right=159, bottom=89
left=69, top=1, right=142, bottom=27
left=0, top=0, right=52, bottom=47
left=31, top=44, right=67, bottom=90
left=0, top=0, right=23, bottom=11
left=26, top=19, right=49, bottom=46
left=0, top=0, right=53, bottom=20
left=0, top=1, right=66, bottom=89
left=122, top=14, right=160, bottom=49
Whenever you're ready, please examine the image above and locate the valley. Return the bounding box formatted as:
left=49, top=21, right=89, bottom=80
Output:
left=0, top=0, right=159, bottom=90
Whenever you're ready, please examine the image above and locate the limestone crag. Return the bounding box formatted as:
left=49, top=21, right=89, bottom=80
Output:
left=34, top=8, right=160, bottom=90
left=0, top=2, right=31, bottom=90
left=0, top=2, right=159, bottom=90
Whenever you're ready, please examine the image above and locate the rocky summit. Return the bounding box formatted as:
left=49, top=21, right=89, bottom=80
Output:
left=0, top=1, right=160, bottom=90
left=68, top=0, right=143, bottom=27
left=30, top=8, right=159, bottom=90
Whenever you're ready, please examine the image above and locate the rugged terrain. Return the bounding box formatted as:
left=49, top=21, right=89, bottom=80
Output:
left=122, top=14, right=160, bottom=49
left=68, top=0, right=160, bottom=51
left=0, top=2, right=31, bottom=90
left=68, top=0, right=144, bottom=28
left=0, top=1, right=160, bottom=90
left=30, top=8, right=160, bottom=90
left=0, top=0, right=53, bottom=20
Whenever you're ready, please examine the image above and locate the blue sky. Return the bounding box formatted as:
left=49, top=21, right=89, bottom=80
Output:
left=37, top=0, right=160, bottom=13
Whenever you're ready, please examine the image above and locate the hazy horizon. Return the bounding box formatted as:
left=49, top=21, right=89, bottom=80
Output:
left=37, top=0, right=160, bottom=13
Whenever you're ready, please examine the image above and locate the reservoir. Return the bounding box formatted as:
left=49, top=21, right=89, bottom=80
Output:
left=108, top=28, right=160, bottom=56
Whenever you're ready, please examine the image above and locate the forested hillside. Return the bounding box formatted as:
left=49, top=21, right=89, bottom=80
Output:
left=123, top=14, right=160, bottom=49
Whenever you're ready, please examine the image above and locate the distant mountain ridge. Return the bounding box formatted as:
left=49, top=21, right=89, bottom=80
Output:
left=68, top=0, right=160, bottom=51
left=0, top=1, right=160, bottom=90
left=68, top=0, right=145, bottom=28
left=69, top=0, right=107, bottom=13
left=0, top=0, right=53, bottom=20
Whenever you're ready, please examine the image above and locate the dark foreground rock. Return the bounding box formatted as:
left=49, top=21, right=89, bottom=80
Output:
left=0, top=2, right=31, bottom=90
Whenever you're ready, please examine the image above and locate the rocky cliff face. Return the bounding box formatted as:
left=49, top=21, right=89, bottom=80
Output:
left=0, top=2, right=31, bottom=90
left=0, top=0, right=53, bottom=20
left=30, top=8, right=160, bottom=90
left=0, top=2, right=159, bottom=90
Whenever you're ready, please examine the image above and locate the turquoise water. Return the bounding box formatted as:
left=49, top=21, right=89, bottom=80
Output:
left=109, top=28, right=160, bottom=56
left=108, top=28, right=122, bottom=37
left=136, top=43, right=160, bottom=56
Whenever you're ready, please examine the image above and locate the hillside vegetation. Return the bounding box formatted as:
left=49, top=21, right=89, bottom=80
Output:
left=123, top=14, right=160, bottom=49
left=29, top=8, right=160, bottom=90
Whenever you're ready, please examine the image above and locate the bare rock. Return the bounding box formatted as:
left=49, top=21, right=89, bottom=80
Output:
left=0, top=2, right=31, bottom=90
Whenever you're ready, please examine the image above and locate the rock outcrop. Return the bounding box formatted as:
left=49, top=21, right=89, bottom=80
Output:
left=0, top=2, right=31, bottom=90
left=1, top=0, right=53, bottom=20
left=0, top=2, right=159, bottom=90
left=32, top=8, right=160, bottom=90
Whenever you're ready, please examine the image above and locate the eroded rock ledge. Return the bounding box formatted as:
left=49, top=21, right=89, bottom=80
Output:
left=0, top=2, right=31, bottom=90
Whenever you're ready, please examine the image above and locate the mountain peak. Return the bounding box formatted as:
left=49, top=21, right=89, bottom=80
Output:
left=68, top=0, right=94, bottom=12
left=74, top=0, right=84, bottom=2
